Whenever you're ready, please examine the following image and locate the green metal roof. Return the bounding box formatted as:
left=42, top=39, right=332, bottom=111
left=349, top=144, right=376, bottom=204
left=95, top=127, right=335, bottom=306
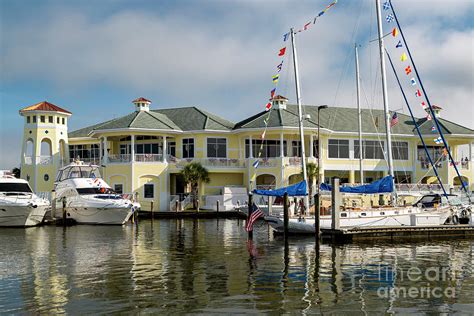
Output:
left=234, top=104, right=474, bottom=136
left=154, top=107, right=234, bottom=131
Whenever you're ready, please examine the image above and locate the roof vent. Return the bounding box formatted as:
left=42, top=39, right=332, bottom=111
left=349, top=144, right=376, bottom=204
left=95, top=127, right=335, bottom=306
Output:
left=132, top=97, right=151, bottom=112
left=271, top=95, right=288, bottom=110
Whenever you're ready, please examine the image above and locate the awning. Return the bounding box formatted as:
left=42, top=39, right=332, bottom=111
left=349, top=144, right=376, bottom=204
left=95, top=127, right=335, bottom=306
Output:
left=320, top=175, right=394, bottom=194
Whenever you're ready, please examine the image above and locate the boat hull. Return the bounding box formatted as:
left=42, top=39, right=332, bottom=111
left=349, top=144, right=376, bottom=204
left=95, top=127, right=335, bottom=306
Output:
left=0, top=204, right=48, bottom=227
left=63, top=206, right=133, bottom=225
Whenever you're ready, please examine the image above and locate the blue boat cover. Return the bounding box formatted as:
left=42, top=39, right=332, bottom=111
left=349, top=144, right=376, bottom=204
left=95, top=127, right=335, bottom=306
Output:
left=320, top=175, right=394, bottom=194
left=252, top=180, right=307, bottom=197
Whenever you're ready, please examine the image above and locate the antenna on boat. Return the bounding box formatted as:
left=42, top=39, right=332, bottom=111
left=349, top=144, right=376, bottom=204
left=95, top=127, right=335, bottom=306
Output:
left=290, top=28, right=310, bottom=213
left=375, top=0, right=396, bottom=204
left=355, top=43, right=364, bottom=184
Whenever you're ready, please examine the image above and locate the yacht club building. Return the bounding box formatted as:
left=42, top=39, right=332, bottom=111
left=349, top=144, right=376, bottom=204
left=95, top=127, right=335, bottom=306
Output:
left=19, top=96, right=474, bottom=210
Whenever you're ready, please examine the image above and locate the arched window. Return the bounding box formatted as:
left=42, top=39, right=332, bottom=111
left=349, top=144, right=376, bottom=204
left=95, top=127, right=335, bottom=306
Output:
left=40, top=138, right=52, bottom=164
left=24, top=139, right=34, bottom=165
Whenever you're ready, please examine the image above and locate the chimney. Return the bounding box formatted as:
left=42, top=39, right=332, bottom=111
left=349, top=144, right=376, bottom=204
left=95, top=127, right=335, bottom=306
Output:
left=132, top=97, right=151, bottom=112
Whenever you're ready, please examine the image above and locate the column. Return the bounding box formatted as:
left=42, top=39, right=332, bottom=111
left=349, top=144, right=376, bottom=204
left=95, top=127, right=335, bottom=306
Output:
left=249, top=136, right=253, bottom=158
left=280, top=132, right=284, bottom=158
left=309, top=134, right=314, bottom=158
left=131, top=135, right=135, bottom=162
left=349, top=169, right=355, bottom=184
left=103, top=136, right=108, bottom=163
left=163, top=136, right=167, bottom=163
left=99, top=139, right=103, bottom=164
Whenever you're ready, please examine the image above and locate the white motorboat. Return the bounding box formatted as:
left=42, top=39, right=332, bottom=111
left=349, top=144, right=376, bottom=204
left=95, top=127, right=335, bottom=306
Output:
left=0, top=175, right=49, bottom=227
left=54, top=162, right=140, bottom=225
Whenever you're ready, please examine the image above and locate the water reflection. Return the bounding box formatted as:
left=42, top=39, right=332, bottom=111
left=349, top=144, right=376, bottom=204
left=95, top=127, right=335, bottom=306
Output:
left=0, top=219, right=473, bottom=314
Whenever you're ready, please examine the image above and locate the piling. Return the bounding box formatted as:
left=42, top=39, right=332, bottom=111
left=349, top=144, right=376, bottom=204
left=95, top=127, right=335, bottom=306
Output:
left=62, top=197, right=67, bottom=223
left=51, top=190, right=56, bottom=219
left=216, top=200, right=220, bottom=213
left=331, top=177, right=340, bottom=230
left=314, top=193, right=320, bottom=239
left=151, top=200, right=154, bottom=215
left=175, top=200, right=179, bottom=212
left=247, top=193, right=253, bottom=239
left=283, top=193, right=289, bottom=239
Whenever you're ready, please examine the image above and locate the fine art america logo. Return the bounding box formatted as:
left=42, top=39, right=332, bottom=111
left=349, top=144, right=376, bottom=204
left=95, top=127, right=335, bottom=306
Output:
left=376, top=265, right=456, bottom=299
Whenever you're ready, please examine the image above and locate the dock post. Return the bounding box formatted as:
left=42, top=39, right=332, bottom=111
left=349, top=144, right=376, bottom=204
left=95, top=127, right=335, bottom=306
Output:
left=51, top=190, right=56, bottom=220
left=150, top=200, right=154, bottom=221
left=62, top=197, right=66, bottom=224
left=283, top=193, right=289, bottom=239
left=331, top=177, right=340, bottom=230
left=175, top=200, right=179, bottom=212
left=314, top=193, right=320, bottom=239
left=216, top=200, right=220, bottom=213
left=247, top=193, right=253, bottom=239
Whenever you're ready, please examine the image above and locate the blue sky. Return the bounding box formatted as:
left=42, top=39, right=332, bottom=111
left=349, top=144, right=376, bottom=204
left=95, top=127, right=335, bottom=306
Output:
left=1, top=0, right=473, bottom=169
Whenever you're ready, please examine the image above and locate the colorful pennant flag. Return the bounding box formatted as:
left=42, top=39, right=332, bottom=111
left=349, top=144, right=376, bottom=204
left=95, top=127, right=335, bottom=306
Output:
left=270, top=88, right=276, bottom=99
left=426, top=114, right=432, bottom=121
left=272, top=74, right=279, bottom=84
left=431, top=126, right=437, bottom=132
left=434, top=137, right=442, bottom=144
left=415, top=89, right=421, bottom=97
left=420, top=102, right=427, bottom=109
left=276, top=61, right=283, bottom=72
left=260, top=130, right=266, bottom=140
left=265, top=102, right=272, bottom=111
left=396, top=40, right=403, bottom=48
left=400, top=53, right=407, bottom=61
left=283, top=32, right=289, bottom=42
left=304, top=22, right=311, bottom=30
left=383, top=1, right=390, bottom=10
left=392, top=28, right=398, bottom=37
left=252, top=160, right=259, bottom=168
left=278, top=47, right=287, bottom=56
left=410, top=78, right=417, bottom=86
left=390, top=112, right=399, bottom=127
left=405, top=65, right=412, bottom=75
left=386, top=14, right=394, bottom=23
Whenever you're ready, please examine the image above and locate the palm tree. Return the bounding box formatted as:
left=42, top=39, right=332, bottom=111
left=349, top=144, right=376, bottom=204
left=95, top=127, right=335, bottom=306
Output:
left=303, top=162, right=319, bottom=205
left=180, top=162, right=210, bottom=209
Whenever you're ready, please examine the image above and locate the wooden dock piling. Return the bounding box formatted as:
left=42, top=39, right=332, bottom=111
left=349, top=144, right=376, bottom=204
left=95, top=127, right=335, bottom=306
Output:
left=247, top=193, right=253, bottom=239
left=331, top=177, right=340, bottom=230
left=283, top=193, right=289, bottom=239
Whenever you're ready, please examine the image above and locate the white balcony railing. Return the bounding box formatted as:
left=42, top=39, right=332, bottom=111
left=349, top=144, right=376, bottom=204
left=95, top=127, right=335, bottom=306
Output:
left=24, top=156, right=33, bottom=165
left=135, top=154, right=163, bottom=162
left=174, top=157, right=244, bottom=168
left=39, top=156, right=52, bottom=165
left=108, top=154, right=131, bottom=163
left=70, top=157, right=101, bottom=165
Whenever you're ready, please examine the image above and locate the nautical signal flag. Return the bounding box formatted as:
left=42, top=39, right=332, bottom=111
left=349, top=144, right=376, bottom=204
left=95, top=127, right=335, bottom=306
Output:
left=265, top=102, right=272, bottom=111
left=252, top=160, right=259, bottom=168
left=272, top=74, right=279, bottom=84
left=400, top=53, right=407, bottom=62
left=434, top=137, right=442, bottom=144
left=260, top=130, right=266, bottom=140
left=410, top=78, right=417, bottom=85
left=405, top=66, right=412, bottom=75
left=386, top=14, right=394, bottom=23
left=304, top=22, right=311, bottom=30
left=390, top=112, right=399, bottom=127
left=392, top=28, right=398, bottom=37
left=415, top=89, right=421, bottom=97
left=431, top=126, right=437, bottom=132
left=283, top=32, right=289, bottom=41
left=245, top=203, right=264, bottom=232
left=278, top=47, right=286, bottom=56
left=396, top=40, right=403, bottom=48
left=383, top=1, right=390, bottom=10
left=426, top=114, right=432, bottom=121
left=420, top=102, right=427, bottom=109
left=270, top=88, right=276, bottom=99
left=277, top=61, right=283, bottom=72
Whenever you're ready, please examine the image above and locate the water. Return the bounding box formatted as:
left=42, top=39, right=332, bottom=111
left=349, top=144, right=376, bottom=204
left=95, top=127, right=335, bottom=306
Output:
left=0, top=219, right=473, bottom=314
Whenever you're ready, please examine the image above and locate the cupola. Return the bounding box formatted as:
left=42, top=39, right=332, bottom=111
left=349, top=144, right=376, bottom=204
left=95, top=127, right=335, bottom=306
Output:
left=271, top=95, right=288, bottom=110
left=424, top=104, right=442, bottom=118
left=133, top=97, right=151, bottom=112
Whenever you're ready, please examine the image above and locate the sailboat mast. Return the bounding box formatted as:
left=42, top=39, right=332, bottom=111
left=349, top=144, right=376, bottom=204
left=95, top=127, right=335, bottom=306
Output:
left=375, top=0, right=395, bottom=185
left=290, top=28, right=309, bottom=210
left=355, top=43, right=364, bottom=184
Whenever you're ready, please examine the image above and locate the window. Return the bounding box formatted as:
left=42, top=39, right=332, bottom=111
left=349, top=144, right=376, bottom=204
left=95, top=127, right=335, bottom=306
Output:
left=135, top=143, right=160, bottom=154
left=417, top=146, right=446, bottom=162
left=354, top=140, right=385, bottom=159
left=26, top=116, right=31, bottom=123
left=168, top=141, right=176, bottom=157
left=245, top=140, right=286, bottom=158
left=62, top=118, right=65, bottom=124
left=392, top=141, right=408, bottom=160
left=57, top=117, right=60, bottom=124
left=114, top=184, right=123, bottom=194
left=328, top=139, right=349, bottom=158
left=0, top=183, right=32, bottom=193
left=32, top=116, right=37, bottom=123
left=69, top=144, right=100, bottom=160
left=40, top=115, right=45, bottom=123
left=48, top=116, right=53, bottom=123
left=144, top=184, right=154, bottom=198
left=292, top=141, right=301, bottom=157
left=182, top=138, right=194, bottom=158
left=207, top=138, right=226, bottom=158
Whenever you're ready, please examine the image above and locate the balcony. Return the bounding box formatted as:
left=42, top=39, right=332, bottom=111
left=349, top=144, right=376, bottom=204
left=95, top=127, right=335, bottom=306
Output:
left=38, top=156, right=52, bottom=165
left=24, top=156, right=33, bottom=165
left=108, top=154, right=131, bottom=163
left=174, top=157, right=245, bottom=168
left=135, top=153, right=163, bottom=162
left=418, top=160, right=444, bottom=170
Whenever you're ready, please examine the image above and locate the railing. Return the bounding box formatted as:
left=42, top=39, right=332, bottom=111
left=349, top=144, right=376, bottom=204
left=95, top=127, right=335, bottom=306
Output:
left=395, top=183, right=446, bottom=194
left=418, top=160, right=444, bottom=170
left=24, top=156, right=33, bottom=165
left=255, top=185, right=276, bottom=190
left=174, top=157, right=244, bottom=168
left=135, top=153, right=163, bottom=162
left=247, top=158, right=279, bottom=168
left=69, top=157, right=101, bottom=165
left=108, top=154, right=131, bottom=163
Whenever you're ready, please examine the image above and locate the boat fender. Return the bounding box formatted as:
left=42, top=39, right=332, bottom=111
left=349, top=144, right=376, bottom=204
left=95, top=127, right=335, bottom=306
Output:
left=460, top=209, right=468, bottom=218
left=451, top=215, right=459, bottom=225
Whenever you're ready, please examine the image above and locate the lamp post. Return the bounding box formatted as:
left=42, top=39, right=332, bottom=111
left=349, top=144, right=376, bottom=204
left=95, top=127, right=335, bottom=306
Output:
left=316, top=105, right=328, bottom=238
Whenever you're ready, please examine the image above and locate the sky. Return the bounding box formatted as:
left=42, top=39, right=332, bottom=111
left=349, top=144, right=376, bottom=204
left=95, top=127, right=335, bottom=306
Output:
left=1, top=0, right=473, bottom=169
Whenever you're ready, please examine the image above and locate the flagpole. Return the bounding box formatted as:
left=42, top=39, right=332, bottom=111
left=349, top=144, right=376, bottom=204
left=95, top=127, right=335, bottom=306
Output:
left=355, top=43, right=364, bottom=184
left=290, top=28, right=310, bottom=214
left=376, top=0, right=396, bottom=204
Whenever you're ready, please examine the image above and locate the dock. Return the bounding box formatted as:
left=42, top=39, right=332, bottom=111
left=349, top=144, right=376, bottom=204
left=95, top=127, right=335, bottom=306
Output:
left=138, top=210, right=247, bottom=219
left=321, top=224, right=474, bottom=242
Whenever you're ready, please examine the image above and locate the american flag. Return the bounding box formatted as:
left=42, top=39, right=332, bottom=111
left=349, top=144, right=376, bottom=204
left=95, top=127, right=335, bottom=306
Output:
left=245, top=203, right=264, bottom=232
left=390, top=112, right=399, bottom=127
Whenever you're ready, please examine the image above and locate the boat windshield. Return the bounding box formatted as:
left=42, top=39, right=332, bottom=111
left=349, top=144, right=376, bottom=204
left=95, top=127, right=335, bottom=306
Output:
left=0, top=182, right=33, bottom=194
left=446, top=196, right=463, bottom=206
left=57, top=166, right=101, bottom=182
left=414, top=195, right=441, bottom=208
left=77, top=187, right=117, bottom=195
